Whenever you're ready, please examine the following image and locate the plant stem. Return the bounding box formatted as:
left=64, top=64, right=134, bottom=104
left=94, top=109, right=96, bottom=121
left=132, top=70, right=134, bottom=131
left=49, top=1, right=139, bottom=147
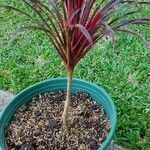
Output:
left=62, top=67, right=73, bottom=130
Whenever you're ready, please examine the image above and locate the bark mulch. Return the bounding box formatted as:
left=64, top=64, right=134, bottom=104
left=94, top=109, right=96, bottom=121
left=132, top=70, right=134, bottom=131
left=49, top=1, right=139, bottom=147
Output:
left=5, top=91, right=110, bottom=150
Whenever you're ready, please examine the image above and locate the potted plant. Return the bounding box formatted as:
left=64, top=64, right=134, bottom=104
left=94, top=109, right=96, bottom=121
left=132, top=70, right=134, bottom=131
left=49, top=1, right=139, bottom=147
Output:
left=0, top=0, right=150, bottom=149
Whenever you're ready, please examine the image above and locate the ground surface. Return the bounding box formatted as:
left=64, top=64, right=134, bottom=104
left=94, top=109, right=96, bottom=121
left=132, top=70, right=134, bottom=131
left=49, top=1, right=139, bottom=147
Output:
left=0, top=1, right=150, bottom=149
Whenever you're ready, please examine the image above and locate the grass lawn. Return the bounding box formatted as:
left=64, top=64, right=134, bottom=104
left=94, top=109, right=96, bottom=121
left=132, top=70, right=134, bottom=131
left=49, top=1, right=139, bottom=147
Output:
left=0, top=1, right=150, bottom=149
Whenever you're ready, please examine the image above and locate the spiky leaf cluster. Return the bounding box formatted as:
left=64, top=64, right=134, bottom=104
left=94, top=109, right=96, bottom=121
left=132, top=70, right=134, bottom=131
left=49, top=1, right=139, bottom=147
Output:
left=1, top=0, right=150, bottom=69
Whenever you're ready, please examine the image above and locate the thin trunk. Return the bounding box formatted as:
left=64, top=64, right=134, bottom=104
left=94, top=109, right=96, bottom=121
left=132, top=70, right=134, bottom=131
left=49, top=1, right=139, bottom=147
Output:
left=62, top=67, right=73, bottom=129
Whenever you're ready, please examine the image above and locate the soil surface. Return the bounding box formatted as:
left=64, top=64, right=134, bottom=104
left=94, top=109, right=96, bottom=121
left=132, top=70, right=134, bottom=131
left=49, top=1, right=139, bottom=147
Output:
left=5, top=91, right=110, bottom=150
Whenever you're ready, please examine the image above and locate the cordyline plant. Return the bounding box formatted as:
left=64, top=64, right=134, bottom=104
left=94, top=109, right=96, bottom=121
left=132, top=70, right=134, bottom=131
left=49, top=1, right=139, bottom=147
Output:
left=1, top=0, right=150, bottom=132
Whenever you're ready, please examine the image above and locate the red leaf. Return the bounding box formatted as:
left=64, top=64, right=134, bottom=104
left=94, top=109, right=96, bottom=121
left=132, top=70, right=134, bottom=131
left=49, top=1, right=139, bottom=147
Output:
left=75, top=24, right=93, bottom=45
left=66, top=9, right=80, bottom=27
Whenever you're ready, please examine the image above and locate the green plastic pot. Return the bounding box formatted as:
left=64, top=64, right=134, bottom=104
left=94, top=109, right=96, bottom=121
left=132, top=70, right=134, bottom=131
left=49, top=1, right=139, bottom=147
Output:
left=0, top=78, right=117, bottom=150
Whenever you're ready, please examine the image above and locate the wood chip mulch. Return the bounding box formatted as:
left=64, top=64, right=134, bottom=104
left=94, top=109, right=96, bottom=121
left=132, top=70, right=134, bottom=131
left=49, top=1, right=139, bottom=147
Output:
left=5, top=91, right=110, bottom=150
